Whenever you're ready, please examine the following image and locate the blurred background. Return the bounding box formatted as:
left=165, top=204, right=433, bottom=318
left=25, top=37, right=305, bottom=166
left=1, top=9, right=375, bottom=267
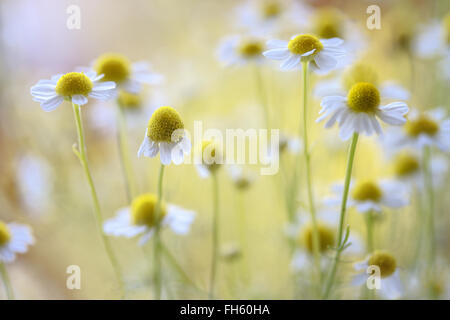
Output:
left=0, top=0, right=449, bottom=299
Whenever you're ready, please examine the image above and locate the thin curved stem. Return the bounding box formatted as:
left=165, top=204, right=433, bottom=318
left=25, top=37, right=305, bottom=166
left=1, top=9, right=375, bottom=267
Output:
left=423, top=146, right=436, bottom=270
left=0, top=263, right=14, bottom=300
left=301, top=61, right=321, bottom=288
left=254, top=66, right=270, bottom=129
left=153, top=164, right=165, bottom=300
left=323, top=132, right=359, bottom=299
left=116, top=103, right=138, bottom=202
left=71, top=103, right=125, bottom=299
left=366, top=210, right=374, bottom=253
left=209, top=172, right=220, bottom=299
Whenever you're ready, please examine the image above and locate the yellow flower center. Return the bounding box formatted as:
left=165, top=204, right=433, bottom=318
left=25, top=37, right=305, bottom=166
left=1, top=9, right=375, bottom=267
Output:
left=262, top=1, right=281, bottom=19
left=147, top=106, right=185, bottom=143
left=0, top=221, right=11, bottom=246
left=368, top=250, right=397, bottom=278
left=301, top=223, right=335, bottom=254
left=238, top=41, right=264, bottom=58
left=405, top=115, right=439, bottom=137
left=443, top=13, right=450, bottom=44
left=393, top=152, right=420, bottom=177
left=201, top=140, right=222, bottom=172
left=288, top=34, right=323, bottom=57
left=55, top=72, right=93, bottom=97
left=347, top=82, right=380, bottom=113
left=117, top=91, right=141, bottom=109
left=342, top=64, right=379, bottom=91
left=313, top=8, right=343, bottom=39
left=131, top=194, right=167, bottom=227
left=352, top=181, right=383, bottom=202
left=94, top=53, right=131, bottom=83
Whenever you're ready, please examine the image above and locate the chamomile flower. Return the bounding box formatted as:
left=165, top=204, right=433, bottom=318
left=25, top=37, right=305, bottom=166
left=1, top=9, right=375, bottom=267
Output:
left=137, top=106, right=191, bottom=165
left=228, top=165, right=255, bottom=191
left=195, top=140, right=223, bottom=179
left=317, top=82, right=409, bottom=140
left=217, top=35, right=266, bottom=67
left=0, top=221, right=34, bottom=263
left=314, top=63, right=410, bottom=101
left=263, top=34, right=345, bottom=74
left=414, top=13, right=450, bottom=58
left=383, top=108, right=450, bottom=152
left=103, top=193, right=195, bottom=245
left=326, top=180, right=409, bottom=213
left=352, top=250, right=403, bottom=299
left=30, top=71, right=116, bottom=111
left=92, top=53, right=164, bottom=94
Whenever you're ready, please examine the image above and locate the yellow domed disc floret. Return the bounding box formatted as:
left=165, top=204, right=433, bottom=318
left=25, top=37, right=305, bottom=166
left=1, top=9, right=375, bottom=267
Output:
left=94, top=53, right=131, bottom=83
left=131, top=194, right=167, bottom=227
left=201, top=140, right=222, bottom=172
left=117, top=91, right=141, bottom=109
left=55, top=72, right=93, bottom=97
left=347, top=82, right=381, bottom=113
left=239, top=40, right=264, bottom=58
left=352, top=181, right=383, bottom=202
left=288, top=34, right=323, bottom=57
left=342, top=64, right=379, bottom=91
left=368, top=250, right=397, bottom=278
left=262, top=1, right=281, bottom=19
left=0, top=221, right=11, bottom=246
left=313, top=8, right=343, bottom=39
left=404, top=115, right=439, bottom=137
left=147, top=106, right=185, bottom=143
left=301, top=223, right=335, bottom=254
left=393, top=152, right=420, bottom=177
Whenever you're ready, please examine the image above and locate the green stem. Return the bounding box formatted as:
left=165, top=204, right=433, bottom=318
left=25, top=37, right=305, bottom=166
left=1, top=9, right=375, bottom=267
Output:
left=0, top=263, right=14, bottom=299
left=71, top=103, right=125, bottom=299
left=153, top=164, right=165, bottom=300
left=322, top=132, right=359, bottom=299
left=209, top=172, right=220, bottom=299
left=366, top=210, right=374, bottom=253
left=301, top=61, right=321, bottom=288
left=116, top=102, right=138, bottom=202
left=254, top=66, right=270, bottom=128
left=423, top=146, right=436, bottom=270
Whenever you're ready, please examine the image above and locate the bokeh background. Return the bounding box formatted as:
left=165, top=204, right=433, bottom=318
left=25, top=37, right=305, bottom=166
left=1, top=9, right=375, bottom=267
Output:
left=0, top=0, right=449, bottom=299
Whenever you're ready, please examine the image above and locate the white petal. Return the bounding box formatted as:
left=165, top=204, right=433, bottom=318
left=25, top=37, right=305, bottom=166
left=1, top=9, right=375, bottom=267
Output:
left=266, top=39, right=288, bottom=49
left=263, top=48, right=290, bottom=60
left=137, top=134, right=159, bottom=158
left=352, top=273, right=368, bottom=286
left=159, top=142, right=173, bottom=165
left=380, top=82, right=410, bottom=100
left=280, top=55, right=301, bottom=71
left=40, top=95, right=64, bottom=112
left=71, top=94, right=88, bottom=106
left=92, top=81, right=116, bottom=91
left=321, top=38, right=344, bottom=47
left=376, top=109, right=407, bottom=125
left=314, top=52, right=337, bottom=72
left=165, top=205, right=195, bottom=235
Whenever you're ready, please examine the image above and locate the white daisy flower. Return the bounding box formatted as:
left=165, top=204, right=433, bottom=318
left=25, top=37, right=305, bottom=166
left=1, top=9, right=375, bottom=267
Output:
left=30, top=71, right=116, bottom=111
left=352, top=250, right=403, bottom=299
left=317, top=82, right=409, bottom=140
left=0, top=221, right=34, bottom=263
left=103, top=193, right=195, bottom=246
left=382, top=108, right=450, bottom=152
left=263, top=34, right=345, bottom=74
left=195, top=140, right=223, bottom=179
left=217, top=35, right=266, bottom=67
left=391, top=150, right=448, bottom=190
left=314, top=63, right=410, bottom=101
left=137, top=106, right=191, bottom=165
left=326, top=180, right=409, bottom=214
left=413, top=14, right=450, bottom=59
left=288, top=209, right=363, bottom=272
left=91, top=53, right=164, bottom=94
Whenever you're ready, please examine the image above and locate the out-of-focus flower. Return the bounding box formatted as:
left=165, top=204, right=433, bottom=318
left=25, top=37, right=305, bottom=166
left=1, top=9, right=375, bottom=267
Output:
left=383, top=108, right=450, bottom=152
left=221, top=243, right=242, bottom=262
left=314, top=63, right=410, bottom=101
left=92, top=53, right=164, bottom=94
left=228, top=165, right=255, bottom=191
left=103, top=193, right=195, bottom=246
left=137, top=106, right=191, bottom=165
left=0, top=221, right=34, bottom=263
left=352, top=250, right=403, bottom=299
left=217, top=35, right=266, bottom=67
left=414, top=13, right=450, bottom=58
left=117, top=91, right=142, bottom=110
left=263, top=35, right=345, bottom=74
left=30, top=71, right=116, bottom=111
left=326, top=180, right=409, bottom=213
left=317, top=82, right=409, bottom=140
left=196, top=140, right=223, bottom=179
